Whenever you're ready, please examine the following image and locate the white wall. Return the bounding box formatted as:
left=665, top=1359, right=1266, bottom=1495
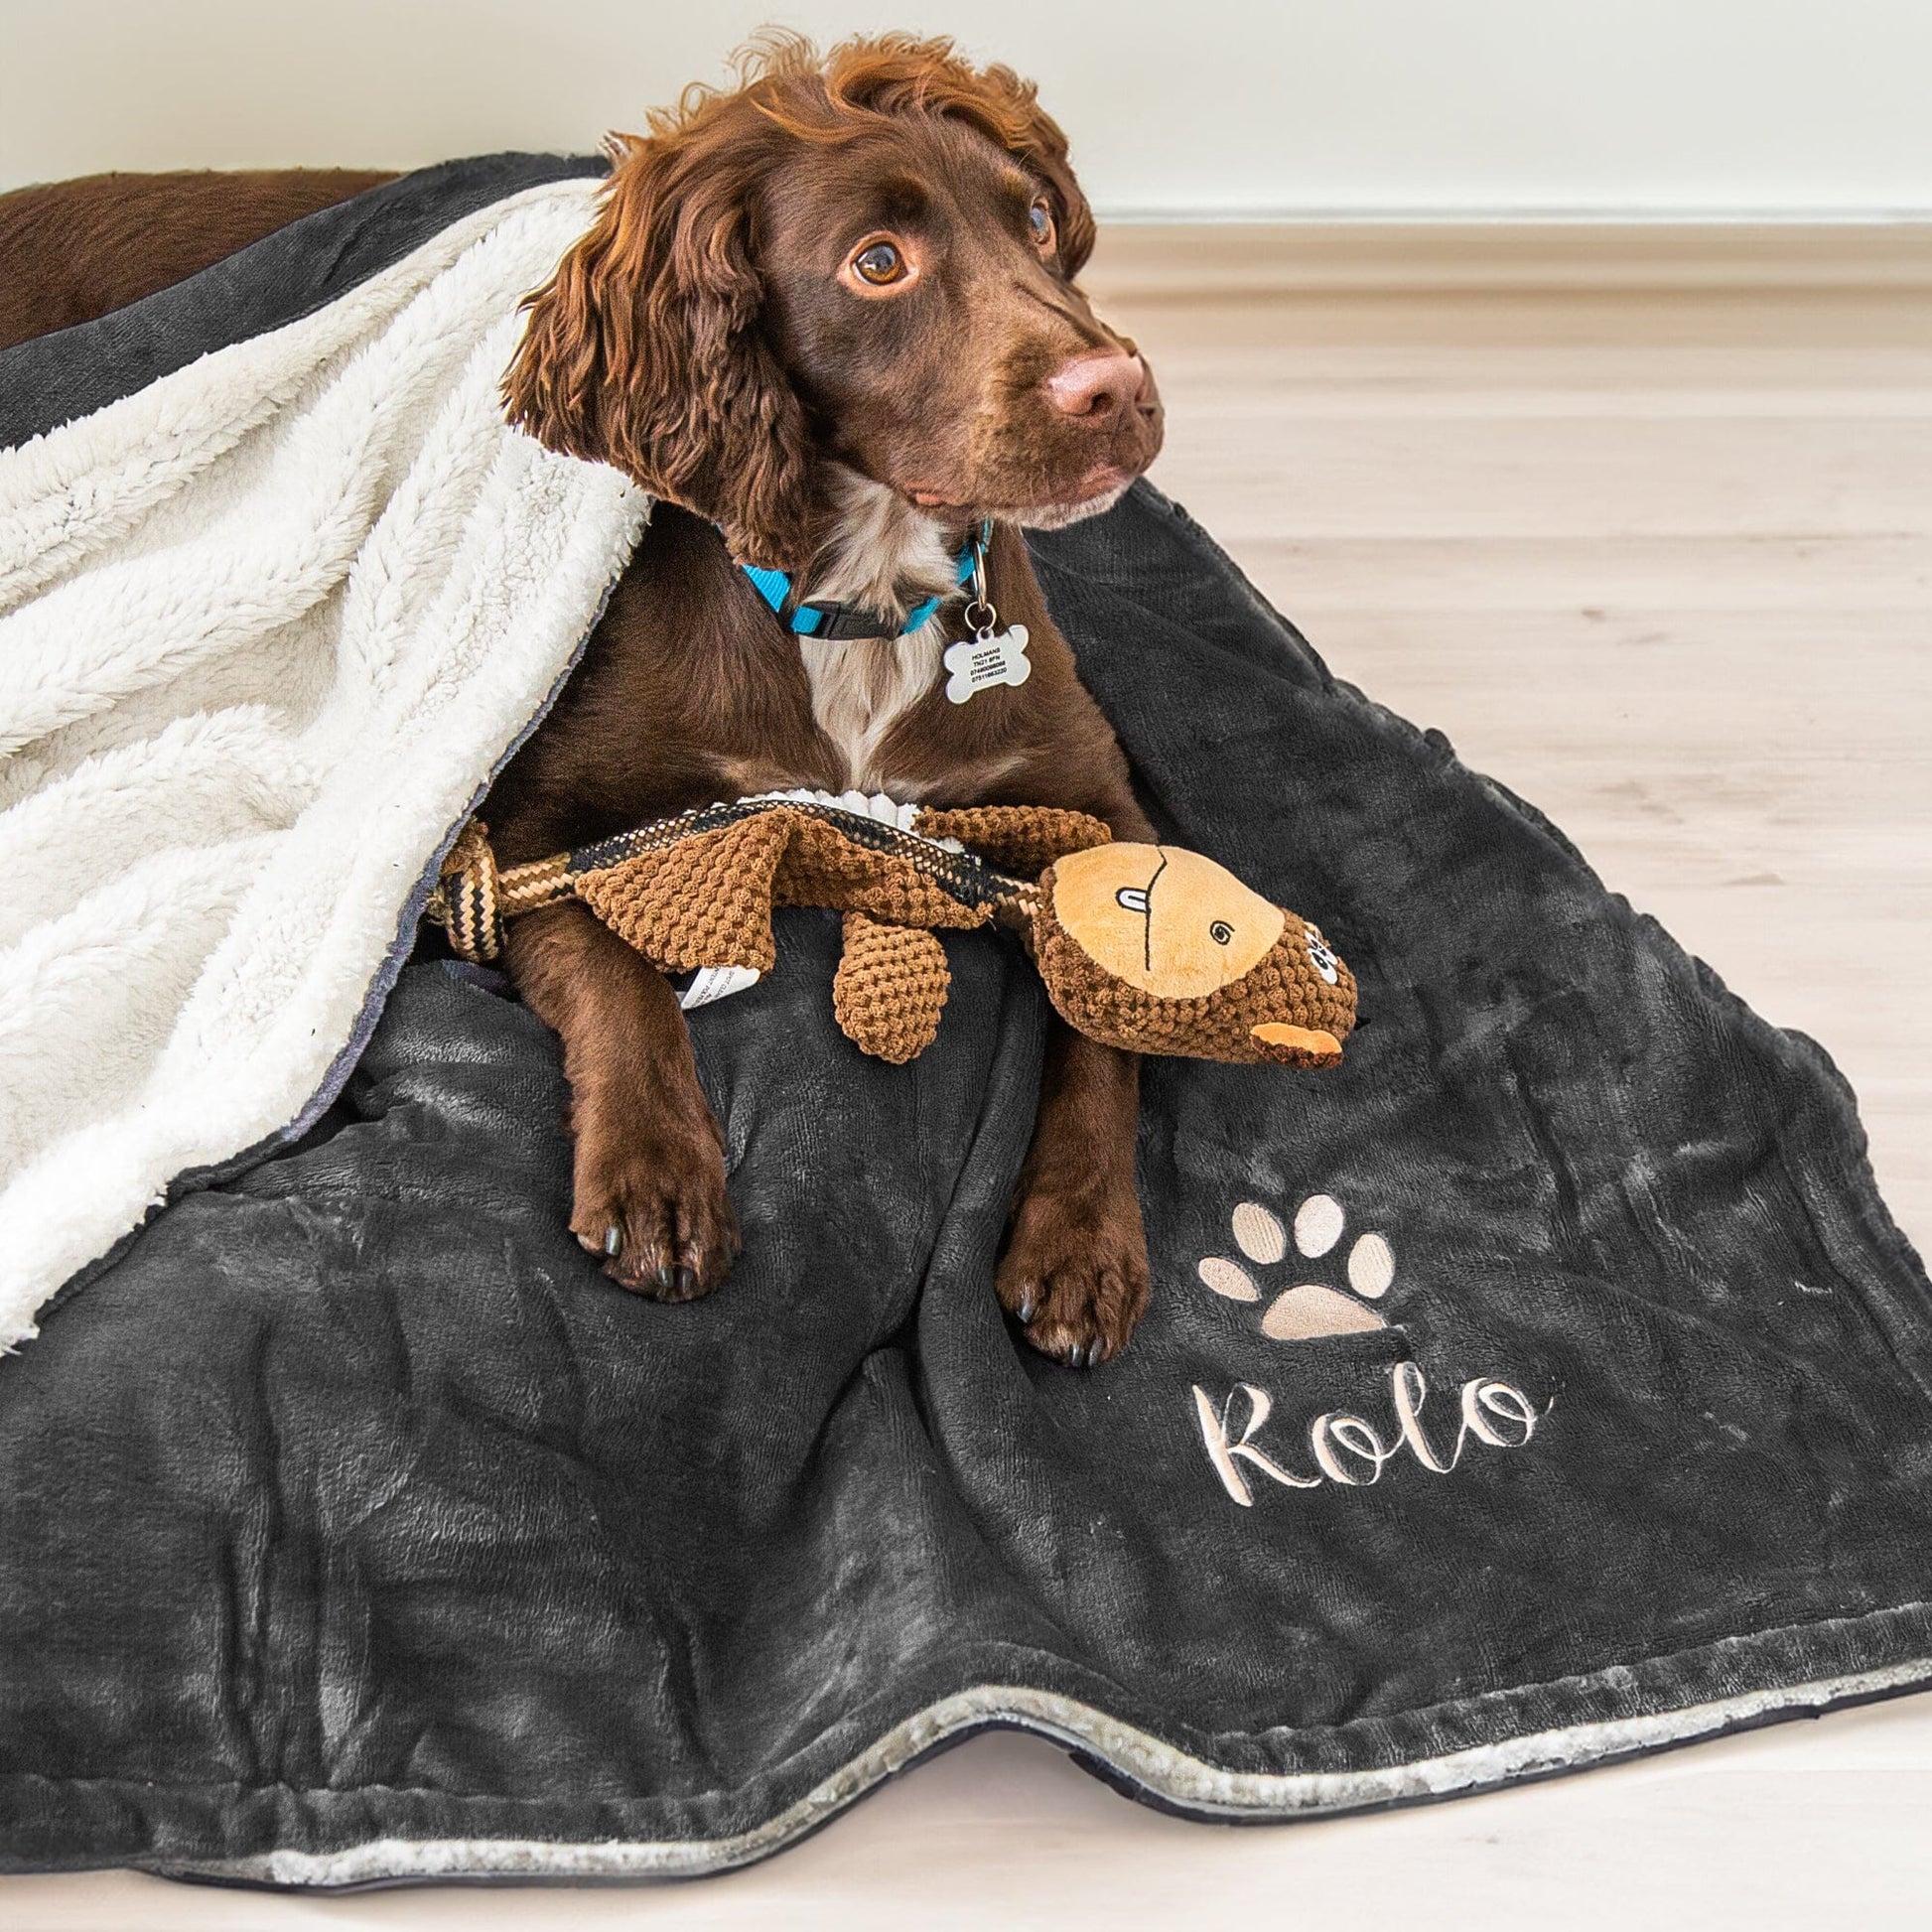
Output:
left=2, top=0, right=1928, bottom=216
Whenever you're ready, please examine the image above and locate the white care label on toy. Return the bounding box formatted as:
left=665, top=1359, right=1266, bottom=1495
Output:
left=679, top=964, right=762, bottom=1009
left=944, top=624, right=1031, bottom=703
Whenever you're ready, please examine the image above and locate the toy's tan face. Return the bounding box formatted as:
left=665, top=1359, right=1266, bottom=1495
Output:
left=1049, top=844, right=1286, bottom=999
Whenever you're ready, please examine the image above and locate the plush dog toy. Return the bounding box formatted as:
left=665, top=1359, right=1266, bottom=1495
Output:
left=429, top=793, right=1356, bottom=1067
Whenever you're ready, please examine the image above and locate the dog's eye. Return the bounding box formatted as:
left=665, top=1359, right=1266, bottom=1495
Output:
left=1029, top=201, right=1054, bottom=248
left=1210, top=920, right=1233, bottom=946
left=853, top=241, right=904, bottom=285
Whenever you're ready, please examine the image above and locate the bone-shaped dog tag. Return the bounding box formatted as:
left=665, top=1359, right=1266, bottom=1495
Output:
left=944, top=623, right=1031, bottom=704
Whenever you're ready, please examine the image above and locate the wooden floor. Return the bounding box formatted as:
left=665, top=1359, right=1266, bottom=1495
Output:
left=1092, top=223, right=1932, bottom=1257
left=9, top=223, right=1932, bottom=1929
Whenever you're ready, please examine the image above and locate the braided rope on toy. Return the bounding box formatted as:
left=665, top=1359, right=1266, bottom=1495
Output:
left=424, top=823, right=574, bottom=962
left=426, top=800, right=1111, bottom=966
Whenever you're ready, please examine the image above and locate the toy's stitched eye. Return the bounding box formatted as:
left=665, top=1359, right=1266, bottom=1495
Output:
left=1304, top=923, right=1340, bottom=984
left=1210, top=920, right=1234, bottom=946
left=1029, top=200, right=1053, bottom=247
left=853, top=241, right=903, bottom=285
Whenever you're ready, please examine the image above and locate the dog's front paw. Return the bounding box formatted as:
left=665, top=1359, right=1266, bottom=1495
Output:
left=571, top=1113, right=741, bottom=1302
left=997, top=1175, right=1151, bottom=1367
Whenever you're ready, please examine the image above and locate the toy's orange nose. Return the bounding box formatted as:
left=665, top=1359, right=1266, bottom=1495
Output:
left=1251, top=1023, right=1343, bottom=1064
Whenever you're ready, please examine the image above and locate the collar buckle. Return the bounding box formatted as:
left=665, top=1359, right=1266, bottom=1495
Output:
left=737, top=520, right=993, bottom=642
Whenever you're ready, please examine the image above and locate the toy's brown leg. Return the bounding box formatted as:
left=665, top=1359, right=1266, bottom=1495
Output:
left=503, top=899, right=740, bottom=1300
left=997, top=1023, right=1151, bottom=1366
left=833, top=914, right=951, bottom=1063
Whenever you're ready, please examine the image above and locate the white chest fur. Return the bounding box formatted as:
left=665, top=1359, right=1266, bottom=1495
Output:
left=789, top=469, right=961, bottom=791
left=796, top=624, right=943, bottom=792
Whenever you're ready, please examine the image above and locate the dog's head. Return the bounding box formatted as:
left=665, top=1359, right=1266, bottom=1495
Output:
left=504, top=34, right=1163, bottom=572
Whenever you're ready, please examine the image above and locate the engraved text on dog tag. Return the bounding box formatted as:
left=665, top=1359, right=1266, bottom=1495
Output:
left=944, top=622, right=1031, bottom=703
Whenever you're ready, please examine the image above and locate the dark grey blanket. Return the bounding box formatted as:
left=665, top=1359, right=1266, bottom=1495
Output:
left=5, top=158, right=1932, bottom=1885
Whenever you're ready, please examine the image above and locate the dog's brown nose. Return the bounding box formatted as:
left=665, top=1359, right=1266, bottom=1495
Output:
left=1045, top=347, right=1147, bottom=421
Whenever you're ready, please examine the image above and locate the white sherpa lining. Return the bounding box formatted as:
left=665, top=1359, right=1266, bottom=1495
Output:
left=0, top=179, right=648, bottom=1350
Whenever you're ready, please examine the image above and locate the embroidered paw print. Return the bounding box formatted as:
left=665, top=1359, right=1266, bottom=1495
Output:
left=1196, top=1193, right=1396, bottom=1340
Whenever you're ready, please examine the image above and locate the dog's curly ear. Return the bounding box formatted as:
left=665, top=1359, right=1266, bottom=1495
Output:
left=503, top=124, right=819, bottom=570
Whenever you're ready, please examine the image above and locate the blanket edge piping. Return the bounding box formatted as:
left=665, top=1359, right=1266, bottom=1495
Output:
left=136, top=1647, right=1932, bottom=1888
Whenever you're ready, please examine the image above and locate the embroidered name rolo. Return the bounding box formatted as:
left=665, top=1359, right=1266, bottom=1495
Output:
left=1191, top=1361, right=1542, bottom=1505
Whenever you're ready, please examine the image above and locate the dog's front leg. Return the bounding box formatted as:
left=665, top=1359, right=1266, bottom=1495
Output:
left=997, top=766, right=1158, bottom=1366
left=997, top=1024, right=1150, bottom=1367
left=504, top=900, right=740, bottom=1300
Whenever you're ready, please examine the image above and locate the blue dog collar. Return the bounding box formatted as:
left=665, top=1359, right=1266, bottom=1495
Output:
left=738, top=520, right=990, bottom=641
